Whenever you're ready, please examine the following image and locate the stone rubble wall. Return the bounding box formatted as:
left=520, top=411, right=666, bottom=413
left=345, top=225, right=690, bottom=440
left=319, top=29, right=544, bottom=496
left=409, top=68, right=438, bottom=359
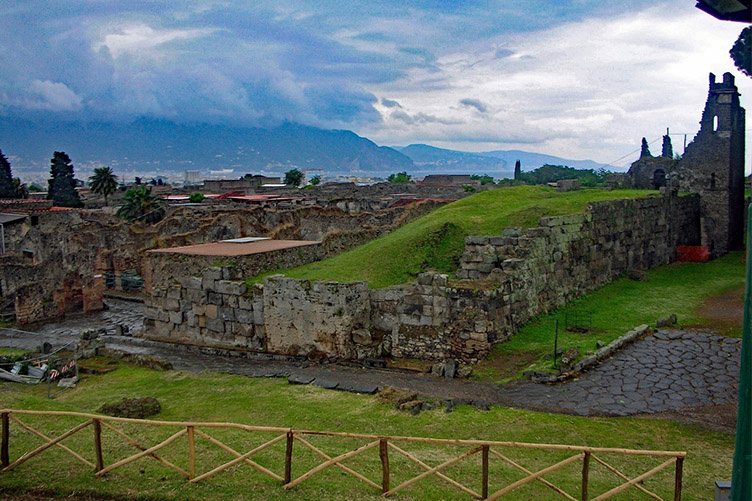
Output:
left=142, top=194, right=701, bottom=362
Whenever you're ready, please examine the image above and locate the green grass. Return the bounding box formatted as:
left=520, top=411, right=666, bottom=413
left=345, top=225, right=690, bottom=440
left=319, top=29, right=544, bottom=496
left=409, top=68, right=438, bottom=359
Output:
left=0, top=364, right=734, bottom=500
left=252, top=186, right=654, bottom=288
left=476, top=252, right=745, bottom=381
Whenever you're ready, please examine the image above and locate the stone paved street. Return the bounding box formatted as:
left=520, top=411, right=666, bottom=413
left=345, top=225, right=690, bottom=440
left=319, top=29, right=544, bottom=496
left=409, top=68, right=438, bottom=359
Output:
left=509, top=330, right=740, bottom=416
left=0, top=302, right=741, bottom=418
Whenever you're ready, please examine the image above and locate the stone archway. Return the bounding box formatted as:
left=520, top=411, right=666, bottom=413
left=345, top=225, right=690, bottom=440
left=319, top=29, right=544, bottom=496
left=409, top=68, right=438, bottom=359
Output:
left=652, top=169, right=666, bottom=189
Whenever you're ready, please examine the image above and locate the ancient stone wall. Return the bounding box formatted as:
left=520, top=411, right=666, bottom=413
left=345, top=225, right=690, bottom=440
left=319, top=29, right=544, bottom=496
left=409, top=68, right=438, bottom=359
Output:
left=142, top=193, right=701, bottom=363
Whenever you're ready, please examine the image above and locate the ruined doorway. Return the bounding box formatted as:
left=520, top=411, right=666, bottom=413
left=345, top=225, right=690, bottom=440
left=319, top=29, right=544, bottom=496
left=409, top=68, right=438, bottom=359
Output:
left=652, top=169, right=666, bottom=189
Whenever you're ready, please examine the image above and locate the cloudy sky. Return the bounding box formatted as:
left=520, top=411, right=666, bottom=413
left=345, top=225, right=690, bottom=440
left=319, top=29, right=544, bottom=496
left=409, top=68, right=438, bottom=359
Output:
left=0, top=1, right=749, bottom=169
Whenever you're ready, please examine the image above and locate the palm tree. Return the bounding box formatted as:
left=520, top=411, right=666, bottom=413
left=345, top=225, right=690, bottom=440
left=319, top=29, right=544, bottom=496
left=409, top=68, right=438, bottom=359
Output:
left=89, top=166, right=118, bottom=206
left=116, top=185, right=165, bottom=224
left=12, top=178, right=28, bottom=199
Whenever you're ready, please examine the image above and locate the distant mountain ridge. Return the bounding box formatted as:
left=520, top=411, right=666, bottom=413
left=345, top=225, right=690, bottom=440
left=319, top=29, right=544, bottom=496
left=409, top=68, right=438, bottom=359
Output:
left=1, top=117, right=413, bottom=178
left=1, top=117, right=612, bottom=181
left=397, top=144, right=610, bottom=176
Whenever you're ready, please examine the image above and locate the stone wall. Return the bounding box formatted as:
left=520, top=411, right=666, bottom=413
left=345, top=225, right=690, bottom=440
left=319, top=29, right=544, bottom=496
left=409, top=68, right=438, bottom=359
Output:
left=456, top=195, right=699, bottom=334
left=142, top=193, right=701, bottom=363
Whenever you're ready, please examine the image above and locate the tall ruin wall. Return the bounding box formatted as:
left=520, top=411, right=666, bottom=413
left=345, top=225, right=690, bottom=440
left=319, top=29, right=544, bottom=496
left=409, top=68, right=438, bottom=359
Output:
left=142, top=193, right=700, bottom=362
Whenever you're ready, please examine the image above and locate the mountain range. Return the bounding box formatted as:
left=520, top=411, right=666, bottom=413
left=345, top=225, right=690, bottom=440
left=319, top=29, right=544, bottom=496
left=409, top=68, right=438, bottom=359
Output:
left=0, top=117, right=611, bottom=181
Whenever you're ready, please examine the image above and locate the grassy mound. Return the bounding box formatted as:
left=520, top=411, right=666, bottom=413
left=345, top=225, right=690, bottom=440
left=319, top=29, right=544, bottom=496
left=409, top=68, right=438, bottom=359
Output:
left=258, top=186, right=652, bottom=288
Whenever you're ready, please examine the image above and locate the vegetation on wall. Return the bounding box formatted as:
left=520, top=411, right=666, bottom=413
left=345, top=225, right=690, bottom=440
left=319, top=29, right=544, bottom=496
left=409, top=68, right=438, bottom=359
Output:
left=264, top=186, right=652, bottom=288
left=515, top=164, right=609, bottom=187
left=116, top=185, right=166, bottom=223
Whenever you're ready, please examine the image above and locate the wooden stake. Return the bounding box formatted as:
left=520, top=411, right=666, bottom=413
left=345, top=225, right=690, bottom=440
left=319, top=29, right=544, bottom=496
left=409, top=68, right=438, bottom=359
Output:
left=96, top=428, right=186, bottom=477
left=284, top=430, right=293, bottom=485
left=385, top=446, right=483, bottom=497
left=380, top=439, right=389, bottom=494
left=100, top=421, right=188, bottom=479
left=590, top=454, right=662, bottom=500
left=674, top=457, right=683, bottom=501
left=93, top=419, right=104, bottom=473
left=2, top=419, right=92, bottom=472
left=389, top=442, right=481, bottom=499
left=294, top=435, right=380, bottom=490
left=486, top=453, right=585, bottom=501
left=192, top=429, right=283, bottom=482
left=489, top=448, right=576, bottom=501
left=581, top=451, right=590, bottom=501
left=2, top=412, right=9, bottom=468
left=482, top=445, right=489, bottom=499
left=187, top=426, right=195, bottom=480
left=189, top=433, right=286, bottom=484
left=284, top=440, right=379, bottom=490
left=590, top=458, right=676, bottom=501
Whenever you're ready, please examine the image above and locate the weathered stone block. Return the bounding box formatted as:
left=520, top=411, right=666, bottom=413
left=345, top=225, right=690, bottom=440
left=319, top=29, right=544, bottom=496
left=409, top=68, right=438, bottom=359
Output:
left=205, top=304, right=218, bottom=319
left=206, top=317, right=225, bottom=333
left=179, top=276, right=202, bottom=290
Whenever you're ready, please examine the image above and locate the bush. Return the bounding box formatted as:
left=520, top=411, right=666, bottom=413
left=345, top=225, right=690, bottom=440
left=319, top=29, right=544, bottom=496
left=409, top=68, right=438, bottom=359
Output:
left=189, top=192, right=205, bottom=203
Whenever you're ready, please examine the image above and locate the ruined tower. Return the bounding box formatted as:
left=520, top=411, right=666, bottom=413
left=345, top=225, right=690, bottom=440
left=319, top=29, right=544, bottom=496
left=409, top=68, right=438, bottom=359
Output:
left=676, top=72, right=746, bottom=256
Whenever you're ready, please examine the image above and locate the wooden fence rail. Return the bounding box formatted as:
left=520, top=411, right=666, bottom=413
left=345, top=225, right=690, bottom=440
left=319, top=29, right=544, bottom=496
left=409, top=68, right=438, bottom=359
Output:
left=0, top=409, right=686, bottom=500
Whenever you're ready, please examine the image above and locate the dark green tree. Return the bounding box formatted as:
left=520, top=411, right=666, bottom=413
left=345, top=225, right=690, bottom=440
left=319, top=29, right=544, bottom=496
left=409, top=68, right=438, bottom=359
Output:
left=513, top=160, right=521, bottom=181
left=640, top=138, right=652, bottom=158
left=28, top=183, right=43, bottom=192
left=0, top=150, right=15, bottom=198
left=189, top=192, right=205, bottom=203
left=730, top=26, right=752, bottom=78
left=116, top=185, right=165, bottom=224
left=309, top=174, right=321, bottom=186
left=387, top=171, right=412, bottom=183
left=47, top=151, right=83, bottom=207
left=284, top=168, right=304, bottom=186
left=88, top=166, right=118, bottom=206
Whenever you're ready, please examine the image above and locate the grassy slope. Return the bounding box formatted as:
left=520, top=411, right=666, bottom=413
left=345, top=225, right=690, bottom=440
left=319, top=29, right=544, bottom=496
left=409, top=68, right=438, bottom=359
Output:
left=0, top=365, right=733, bottom=500
left=477, top=251, right=745, bottom=380
left=256, top=186, right=653, bottom=288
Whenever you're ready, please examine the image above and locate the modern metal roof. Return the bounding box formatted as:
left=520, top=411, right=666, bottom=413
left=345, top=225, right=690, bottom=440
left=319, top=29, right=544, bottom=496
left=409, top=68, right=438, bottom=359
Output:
left=0, top=213, right=27, bottom=225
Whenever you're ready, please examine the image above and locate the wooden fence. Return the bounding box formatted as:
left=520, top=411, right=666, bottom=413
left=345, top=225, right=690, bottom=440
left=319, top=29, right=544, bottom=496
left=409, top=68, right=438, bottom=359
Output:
left=0, top=409, right=686, bottom=500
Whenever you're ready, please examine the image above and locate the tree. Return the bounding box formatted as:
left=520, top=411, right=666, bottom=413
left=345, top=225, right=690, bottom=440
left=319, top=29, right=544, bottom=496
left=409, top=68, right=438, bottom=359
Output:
left=513, top=160, right=521, bottom=181
left=730, top=26, right=752, bottom=78
left=116, top=185, right=165, bottom=224
left=309, top=175, right=321, bottom=186
left=88, top=166, right=118, bottom=206
left=189, top=192, right=205, bottom=203
left=387, top=171, right=412, bottom=183
left=0, top=150, right=15, bottom=198
left=28, top=183, right=43, bottom=192
left=12, top=178, right=28, bottom=199
left=47, top=151, right=83, bottom=208
left=471, top=174, right=495, bottom=185
left=284, top=168, right=304, bottom=186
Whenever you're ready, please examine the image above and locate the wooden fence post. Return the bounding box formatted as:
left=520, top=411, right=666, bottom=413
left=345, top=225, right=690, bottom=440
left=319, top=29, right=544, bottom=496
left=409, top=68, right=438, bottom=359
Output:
left=674, top=456, right=683, bottom=501
left=1, top=412, right=9, bottom=468
left=482, top=445, right=489, bottom=499
left=284, top=430, right=294, bottom=485
left=581, top=451, right=590, bottom=501
left=380, top=438, right=389, bottom=493
left=187, top=426, right=195, bottom=480
left=93, top=419, right=104, bottom=472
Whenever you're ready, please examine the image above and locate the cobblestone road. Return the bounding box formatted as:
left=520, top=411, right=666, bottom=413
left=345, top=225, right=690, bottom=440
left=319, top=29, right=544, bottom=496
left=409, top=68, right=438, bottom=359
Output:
left=0, top=302, right=741, bottom=417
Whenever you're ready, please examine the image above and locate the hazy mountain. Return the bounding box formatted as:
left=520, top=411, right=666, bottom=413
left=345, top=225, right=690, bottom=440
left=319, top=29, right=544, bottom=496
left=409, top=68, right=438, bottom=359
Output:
left=397, top=144, right=611, bottom=178
left=1, top=117, right=413, bottom=179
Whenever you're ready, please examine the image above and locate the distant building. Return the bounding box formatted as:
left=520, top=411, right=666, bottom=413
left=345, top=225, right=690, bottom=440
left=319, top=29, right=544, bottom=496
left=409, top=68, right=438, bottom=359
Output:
left=184, top=170, right=201, bottom=185
left=628, top=72, right=745, bottom=256
left=202, top=176, right=282, bottom=193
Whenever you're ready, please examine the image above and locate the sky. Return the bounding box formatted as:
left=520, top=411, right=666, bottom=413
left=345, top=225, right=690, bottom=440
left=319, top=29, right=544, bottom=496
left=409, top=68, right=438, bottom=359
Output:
left=0, top=1, right=750, bottom=169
